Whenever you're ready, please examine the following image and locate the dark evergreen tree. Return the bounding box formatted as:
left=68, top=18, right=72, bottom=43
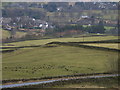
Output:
left=97, top=20, right=105, bottom=33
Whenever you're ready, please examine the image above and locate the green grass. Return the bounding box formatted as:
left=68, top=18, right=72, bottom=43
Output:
left=2, top=36, right=119, bottom=80
left=0, top=49, right=14, bottom=51
left=3, top=36, right=118, bottom=47
left=2, top=29, right=11, bottom=39
left=3, top=45, right=118, bottom=80
left=0, top=46, right=17, bottom=47
left=83, top=25, right=115, bottom=30
left=2, top=29, right=26, bottom=39
left=82, top=43, right=119, bottom=49
left=104, top=26, right=115, bottom=30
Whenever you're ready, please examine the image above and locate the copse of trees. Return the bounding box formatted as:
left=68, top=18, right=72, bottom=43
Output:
left=53, top=23, right=105, bottom=34
left=54, top=25, right=84, bottom=33
left=85, top=21, right=105, bottom=33
left=2, top=8, right=46, bottom=19
left=43, top=3, right=57, bottom=12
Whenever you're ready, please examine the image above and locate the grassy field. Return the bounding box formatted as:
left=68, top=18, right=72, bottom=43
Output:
left=3, top=45, right=118, bottom=80
left=3, top=36, right=118, bottom=47
left=2, top=29, right=26, bottom=39
left=2, top=30, right=11, bottom=39
left=83, top=25, right=115, bottom=30
left=104, top=26, right=115, bottom=30
left=82, top=43, right=119, bottom=49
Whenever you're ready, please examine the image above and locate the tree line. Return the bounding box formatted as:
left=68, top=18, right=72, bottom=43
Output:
left=53, top=22, right=105, bottom=34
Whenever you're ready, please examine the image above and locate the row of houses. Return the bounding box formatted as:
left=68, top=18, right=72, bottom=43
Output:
left=72, top=15, right=118, bottom=27
left=1, top=16, right=54, bottom=31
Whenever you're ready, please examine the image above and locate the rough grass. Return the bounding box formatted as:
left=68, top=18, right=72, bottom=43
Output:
left=2, top=45, right=118, bottom=80
left=51, top=77, right=119, bottom=88
left=15, top=31, right=26, bottom=38
left=3, top=36, right=118, bottom=47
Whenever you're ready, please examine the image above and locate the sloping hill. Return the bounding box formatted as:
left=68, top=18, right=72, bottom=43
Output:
left=2, top=29, right=27, bottom=39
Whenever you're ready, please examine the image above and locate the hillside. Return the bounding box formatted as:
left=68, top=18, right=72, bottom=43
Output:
left=2, top=29, right=27, bottom=39
left=2, top=2, right=118, bottom=41
left=2, top=2, right=118, bottom=21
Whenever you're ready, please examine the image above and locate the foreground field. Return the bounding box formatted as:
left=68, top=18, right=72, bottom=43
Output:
left=3, top=45, right=118, bottom=80
left=3, top=36, right=118, bottom=46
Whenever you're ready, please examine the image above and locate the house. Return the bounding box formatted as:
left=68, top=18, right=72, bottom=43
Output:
left=2, top=18, right=12, bottom=26
left=34, top=19, right=49, bottom=30
left=81, top=15, right=89, bottom=19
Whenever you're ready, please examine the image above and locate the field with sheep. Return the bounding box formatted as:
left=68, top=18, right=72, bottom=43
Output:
left=2, top=44, right=118, bottom=80
left=2, top=35, right=119, bottom=82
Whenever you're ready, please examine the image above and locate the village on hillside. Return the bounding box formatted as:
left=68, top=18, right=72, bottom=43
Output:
left=1, top=2, right=119, bottom=89
left=1, top=2, right=119, bottom=42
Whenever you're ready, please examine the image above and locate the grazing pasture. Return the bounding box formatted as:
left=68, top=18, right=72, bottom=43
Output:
left=3, top=45, right=118, bottom=80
